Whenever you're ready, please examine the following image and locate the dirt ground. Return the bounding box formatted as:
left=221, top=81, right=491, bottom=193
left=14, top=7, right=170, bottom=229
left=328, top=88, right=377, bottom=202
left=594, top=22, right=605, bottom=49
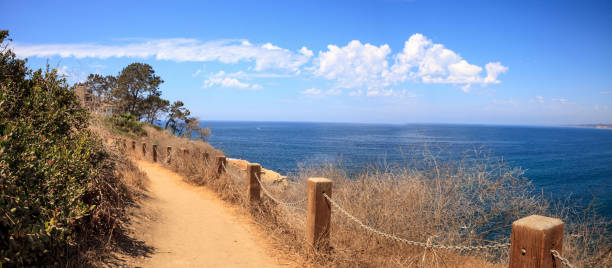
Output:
left=106, top=160, right=296, bottom=267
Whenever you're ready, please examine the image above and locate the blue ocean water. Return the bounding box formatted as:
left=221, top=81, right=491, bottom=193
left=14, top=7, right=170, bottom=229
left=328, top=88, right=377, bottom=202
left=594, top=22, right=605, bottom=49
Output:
left=203, top=121, right=612, bottom=218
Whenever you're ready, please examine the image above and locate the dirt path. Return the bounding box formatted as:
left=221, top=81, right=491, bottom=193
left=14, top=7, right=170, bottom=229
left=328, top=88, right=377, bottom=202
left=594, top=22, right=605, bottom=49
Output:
left=113, top=160, right=284, bottom=267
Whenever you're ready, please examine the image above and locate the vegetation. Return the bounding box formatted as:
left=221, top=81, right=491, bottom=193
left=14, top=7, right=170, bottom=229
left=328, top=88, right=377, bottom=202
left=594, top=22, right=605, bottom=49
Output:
left=0, top=30, right=146, bottom=266
left=108, top=113, right=147, bottom=137
left=81, top=64, right=210, bottom=141
left=137, top=124, right=611, bottom=267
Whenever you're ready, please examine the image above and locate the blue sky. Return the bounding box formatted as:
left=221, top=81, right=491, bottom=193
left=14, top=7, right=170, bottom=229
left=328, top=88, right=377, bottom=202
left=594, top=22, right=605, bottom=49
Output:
left=2, top=0, right=611, bottom=125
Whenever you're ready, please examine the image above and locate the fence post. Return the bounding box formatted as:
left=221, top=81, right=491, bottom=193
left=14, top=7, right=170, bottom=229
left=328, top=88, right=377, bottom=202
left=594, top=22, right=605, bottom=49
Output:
left=215, top=156, right=226, bottom=176
left=247, top=164, right=261, bottom=204
left=509, top=215, right=564, bottom=268
left=131, top=141, right=136, bottom=151
left=306, top=177, right=333, bottom=249
left=166, top=146, right=172, bottom=163
left=152, top=144, right=158, bottom=162
left=142, top=142, right=147, bottom=157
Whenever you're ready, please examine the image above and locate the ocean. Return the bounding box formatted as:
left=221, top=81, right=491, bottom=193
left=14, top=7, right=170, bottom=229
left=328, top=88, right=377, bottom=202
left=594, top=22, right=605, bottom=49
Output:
left=202, top=121, right=612, bottom=218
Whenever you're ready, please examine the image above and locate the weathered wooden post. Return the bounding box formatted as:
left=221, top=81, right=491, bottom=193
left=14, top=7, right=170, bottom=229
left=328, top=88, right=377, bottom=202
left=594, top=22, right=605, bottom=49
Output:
left=152, top=144, right=158, bottom=162
left=166, top=146, right=172, bottom=163
left=131, top=141, right=136, bottom=151
left=510, top=215, right=564, bottom=268
left=306, top=178, right=333, bottom=249
left=247, top=164, right=261, bottom=203
left=215, top=156, right=226, bottom=176
left=142, top=142, right=146, bottom=157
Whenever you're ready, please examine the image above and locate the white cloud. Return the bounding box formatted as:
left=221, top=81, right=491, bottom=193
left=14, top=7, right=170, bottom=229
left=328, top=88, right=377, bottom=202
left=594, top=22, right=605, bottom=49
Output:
left=315, top=33, right=508, bottom=94
left=552, top=98, right=569, bottom=104
left=300, top=88, right=341, bottom=97
left=483, top=62, right=508, bottom=84
left=55, top=65, right=86, bottom=83
left=388, top=34, right=507, bottom=87
left=14, top=34, right=507, bottom=97
left=13, top=38, right=313, bottom=72
left=301, top=88, right=321, bottom=95
left=536, top=96, right=545, bottom=103
left=366, top=89, right=394, bottom=97
left=192, top=69, right=202, bottom=77
left=314, top=40, right=391, bottom=90
left=600, top=90, right=611, bottom=95
left=594, top=105, right=609, bottom=111
left=202, top=71, right=262, bottom=90
left=348, top=90, right=363, bottom=97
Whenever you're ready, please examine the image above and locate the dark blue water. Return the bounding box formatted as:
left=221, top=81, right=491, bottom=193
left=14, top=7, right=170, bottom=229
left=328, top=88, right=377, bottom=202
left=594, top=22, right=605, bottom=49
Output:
left=203, top=121, right=612, bottom=217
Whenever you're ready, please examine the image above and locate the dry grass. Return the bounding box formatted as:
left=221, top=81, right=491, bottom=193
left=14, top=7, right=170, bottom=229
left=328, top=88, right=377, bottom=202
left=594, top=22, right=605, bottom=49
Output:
left=81, top=116, right=150, bottom=265
left=103, top=119, right=611, bottom=267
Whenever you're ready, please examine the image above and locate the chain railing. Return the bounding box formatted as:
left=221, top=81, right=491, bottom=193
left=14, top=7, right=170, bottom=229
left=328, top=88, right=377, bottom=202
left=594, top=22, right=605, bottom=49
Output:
left=127, top=140, right=584, bottom=267
left=254, top=172, right=307, bottom=210
left=322, top=193, right=511, bottom=251
left=551, top=250, right=577, bottom=268
left=220, top=161, right=306, bottom=210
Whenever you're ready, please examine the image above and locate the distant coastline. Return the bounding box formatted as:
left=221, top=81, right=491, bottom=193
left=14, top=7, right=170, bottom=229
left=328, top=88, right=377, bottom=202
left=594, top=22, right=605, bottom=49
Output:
left=570, top=124, right=612, bottom=130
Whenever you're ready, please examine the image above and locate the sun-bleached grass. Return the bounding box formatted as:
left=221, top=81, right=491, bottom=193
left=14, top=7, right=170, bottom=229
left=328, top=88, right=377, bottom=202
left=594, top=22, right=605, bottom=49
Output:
left=105, top=119, right=610, bottom=267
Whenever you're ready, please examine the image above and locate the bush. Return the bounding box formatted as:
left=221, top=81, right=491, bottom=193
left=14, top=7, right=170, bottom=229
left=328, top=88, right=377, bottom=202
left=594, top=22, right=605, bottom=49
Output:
left=0, top=31, right=128, bottom=266
left=109, top=113, right=147, bottom=136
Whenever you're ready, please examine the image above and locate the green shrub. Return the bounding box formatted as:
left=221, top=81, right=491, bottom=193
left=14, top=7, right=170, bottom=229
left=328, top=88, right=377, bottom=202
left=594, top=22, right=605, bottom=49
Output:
left=109, top=113, right=147, bottom=136
left=0, top=31, right=126, bottom=266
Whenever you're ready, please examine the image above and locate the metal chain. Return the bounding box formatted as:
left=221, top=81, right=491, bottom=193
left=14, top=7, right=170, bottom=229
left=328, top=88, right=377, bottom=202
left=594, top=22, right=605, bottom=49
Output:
left=551, top=250, right=577, bottom=268
left=322, top=193, right=511, bottom=251
left=254, top=172, right=307, bottom=209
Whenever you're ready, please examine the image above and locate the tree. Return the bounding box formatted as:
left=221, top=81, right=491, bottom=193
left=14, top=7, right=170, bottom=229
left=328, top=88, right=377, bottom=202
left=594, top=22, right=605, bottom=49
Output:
left=112, top=63, right=163, bottom=119
left=142, top=94, right=170, bottom=124
left=164, top=100, right=190, bottom=134
left=84, top=73, right=115, bottom=101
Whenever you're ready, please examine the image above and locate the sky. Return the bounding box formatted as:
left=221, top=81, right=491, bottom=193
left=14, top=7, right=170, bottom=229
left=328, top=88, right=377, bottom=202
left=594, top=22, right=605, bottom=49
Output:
left=2, top=0, right=611, bottom=125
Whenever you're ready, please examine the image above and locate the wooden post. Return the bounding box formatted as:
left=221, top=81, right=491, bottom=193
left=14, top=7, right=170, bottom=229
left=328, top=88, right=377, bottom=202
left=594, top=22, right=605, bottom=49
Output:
left=152, top=144, right=158, bottom=162
left=131, top=141, right=136, bottom=151
left=247, top=164, right=261, bottom=203
left=215, top=156, right=226, bottom=176
left=510, top=215, right=564, bottom=268
left=306, top=177, right=333, bottom=249
left=166, top=146, right=172, bottom=163
left=142, top=143, right=146, bottom=157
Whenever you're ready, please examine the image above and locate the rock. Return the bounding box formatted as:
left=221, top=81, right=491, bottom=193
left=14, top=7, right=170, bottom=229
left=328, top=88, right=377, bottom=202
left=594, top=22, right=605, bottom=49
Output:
left=227, top=158, right=288, bottom=186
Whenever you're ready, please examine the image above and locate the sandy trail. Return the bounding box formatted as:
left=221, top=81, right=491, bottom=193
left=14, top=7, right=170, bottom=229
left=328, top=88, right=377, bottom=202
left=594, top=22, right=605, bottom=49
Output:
left=116, top=160, right=283, bottom=267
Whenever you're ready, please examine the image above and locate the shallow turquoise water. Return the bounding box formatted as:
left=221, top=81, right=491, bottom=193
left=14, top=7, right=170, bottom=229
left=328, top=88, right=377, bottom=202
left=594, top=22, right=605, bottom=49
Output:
left=202, top=121, right=612, bottom=218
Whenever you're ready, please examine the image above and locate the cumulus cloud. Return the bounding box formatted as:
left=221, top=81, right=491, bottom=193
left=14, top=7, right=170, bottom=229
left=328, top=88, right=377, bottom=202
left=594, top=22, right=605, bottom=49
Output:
left=314, top=33, right=508, bottom=94
left=13, top=38, right=313, bottom=72
left=202, top=71, right=261, bottom=90
left=14, top=34, right=507, bottom=97
left=314, top=40, right=391, bottom=90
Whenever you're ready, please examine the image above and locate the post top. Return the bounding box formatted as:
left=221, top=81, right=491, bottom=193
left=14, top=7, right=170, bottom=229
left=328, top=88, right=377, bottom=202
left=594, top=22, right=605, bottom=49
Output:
left=308, top=177, right=332, bottom=183
left=513, top=215, right=564, bottom=231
